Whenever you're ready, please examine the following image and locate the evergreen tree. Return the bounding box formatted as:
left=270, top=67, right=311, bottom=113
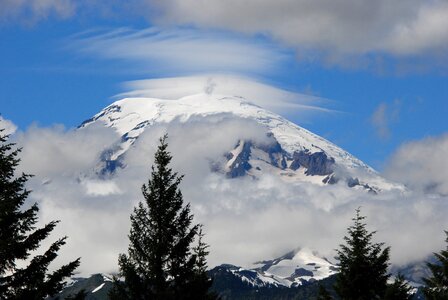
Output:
left=0, top=129, right=80, bottom=299
left=334, top=208, right=390, bottom=300
left=110, top=135, right=216, bottom=300
left=188, top=225, right=218, bottom=299
left=423, top=230, right=448, bottom=300
left=64, top=289, right=87, bottom=300
left=316, top=284, right=333, bottom=300
left=384, top=274, right=413, bottom=300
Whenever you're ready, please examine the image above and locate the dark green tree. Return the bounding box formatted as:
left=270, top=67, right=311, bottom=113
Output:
left=316, top=284, right=333, bottom=300
left=64, top=289, right=87, bottom=300
left=0, top=129, right=80, bottom=299
left=334, top=208, right=390, bottom=300
left=423, top=231, right=448, bottom=300
left=188, top=225, right=218, bottom=299
left=383, top=274, right=413, bottom=300
left=110, top=135, right=216, bottom=300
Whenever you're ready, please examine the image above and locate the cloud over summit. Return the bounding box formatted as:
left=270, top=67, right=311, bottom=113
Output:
left=118, top=75, right=331, bottom=115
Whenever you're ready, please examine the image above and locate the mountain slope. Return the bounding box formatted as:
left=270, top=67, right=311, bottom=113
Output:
left=80, top=93, right=400, bottom=191
left=213, top=248, right=338, bottom=288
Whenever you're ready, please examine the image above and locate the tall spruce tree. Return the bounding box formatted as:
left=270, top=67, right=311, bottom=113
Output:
left=423, top=230, right=448, bottom=299
left=0, top=129, right=80, bottom=299
left=334, top=208, right=390, bottom=300
left=110, top=135, right=216, bottom=300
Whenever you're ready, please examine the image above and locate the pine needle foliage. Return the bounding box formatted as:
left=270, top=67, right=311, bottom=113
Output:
left=316, top=284, right=333, bottom=300
left=384, top=274, right=413, bottom=300
left=334, top=208, right=390, bottom=300
left=110, top=135, right=216, bottom=300
left=0, top=129, right=80, bottom=299
left=423, top=231, right=448, bottom=300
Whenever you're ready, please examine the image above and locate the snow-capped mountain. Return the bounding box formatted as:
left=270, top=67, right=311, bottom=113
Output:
left=216, top=248, right=338, bottom=288
left=80, top=92, right=398, bottom=191
left=53, top=274, right=114, bottom=300
left=56, top=254, right=427, bottom=299
left=56, top=250, right=337, bottom=298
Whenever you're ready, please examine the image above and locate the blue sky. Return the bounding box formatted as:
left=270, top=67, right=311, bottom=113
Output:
left=1, top=1, right=447, bottom=170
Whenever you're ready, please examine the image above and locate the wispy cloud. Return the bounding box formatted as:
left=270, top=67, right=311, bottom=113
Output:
left=370, top=100, right=401, bottom=140
left=69, top=27, right=290, bottom=76
left=0, top=0, right=75, bottom=23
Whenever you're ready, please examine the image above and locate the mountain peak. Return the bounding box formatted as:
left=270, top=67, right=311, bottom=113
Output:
left=80, top=92, right=402, bottom=191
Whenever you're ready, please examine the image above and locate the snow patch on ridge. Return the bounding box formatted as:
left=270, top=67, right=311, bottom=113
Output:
left=92, top=282, right=105, bottom=293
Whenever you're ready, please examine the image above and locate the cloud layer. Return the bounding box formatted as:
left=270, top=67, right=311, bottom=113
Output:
left=7, top=115, right=448, bottom=276
left=147, top=0, right=448, bottom=65
left=385, top=133, right=448, bottom=195
left=118, top=75, right=331, bottom=115
left=70, top=27, right=290, bottom=76
left=5, top=1, right=448, bottom=69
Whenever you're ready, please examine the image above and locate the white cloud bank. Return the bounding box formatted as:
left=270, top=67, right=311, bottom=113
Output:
left=8, top=115, right=448, bottom=276
left=147, top=0, right=448, bottom=65
left=0, top=116, right=17, bottom=136
left=385, top=133, right=448, bottom=196
left=14, top=123, right=119, bottom=177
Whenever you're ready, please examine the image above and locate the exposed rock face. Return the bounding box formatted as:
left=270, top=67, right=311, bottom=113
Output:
left=347, top=177, right=360, bottom=187
left=291, top=268, right=314, bottom=278
left=290, top=151, right=335, bottom=176
left=52, top=273, right=114, bottom=300
left=226, top=141, right=252, bottom=178
left=96, top=148, right=125, bottom=177
left=78, top=104, right=122, bottom=128
left=323, top=174, right=339, bottom=184
left=257, top=250, right=296, bottom=272
left=256, top=138, right=287, bottom=169
left=345, top=177, right=379, bottom=194
left=225, top=138, right=337, bottom=179
left=224, top=138, right=286, bottom=179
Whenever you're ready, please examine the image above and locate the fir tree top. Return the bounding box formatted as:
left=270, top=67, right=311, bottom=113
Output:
left=110, top=134, right=216, bottom=300
left=334, top=207, right=390, bottom=300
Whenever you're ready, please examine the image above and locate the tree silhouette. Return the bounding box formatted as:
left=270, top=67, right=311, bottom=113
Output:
left=423, top=230, right=448, bottom=299
left=334, top=208, right=390, bottom=300
left=110, top=135, right=216, bottom=300
left=0, top=129, right=80, bottom=299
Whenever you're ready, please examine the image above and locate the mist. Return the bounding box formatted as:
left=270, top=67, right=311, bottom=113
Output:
left=6, top=117, right=448, bottom=276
